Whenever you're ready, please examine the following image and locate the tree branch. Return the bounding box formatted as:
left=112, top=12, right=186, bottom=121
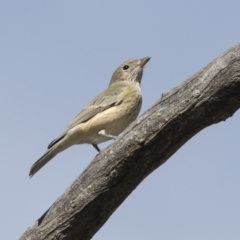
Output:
left=20, top=43, right=240, bottom=240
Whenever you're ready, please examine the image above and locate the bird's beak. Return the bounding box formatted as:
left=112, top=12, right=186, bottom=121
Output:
left=139, top=57, right=151, bottom=68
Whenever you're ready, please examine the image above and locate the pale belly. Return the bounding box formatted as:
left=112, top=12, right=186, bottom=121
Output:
left=84, top=98, right=142, bottom=144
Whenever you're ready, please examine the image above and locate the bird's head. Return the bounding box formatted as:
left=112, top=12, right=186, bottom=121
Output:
left=109, top=57, right=150, bottom=86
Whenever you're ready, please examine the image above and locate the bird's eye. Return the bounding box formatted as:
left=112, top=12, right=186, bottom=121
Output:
left=123, top=65, right=129, bottom=70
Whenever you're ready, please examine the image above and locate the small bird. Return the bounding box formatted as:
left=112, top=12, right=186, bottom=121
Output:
left=29, top=57, right=150, bottom=177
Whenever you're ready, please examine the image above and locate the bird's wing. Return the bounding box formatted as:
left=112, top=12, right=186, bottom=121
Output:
left=47, top=83, right=127, bottom=149
left=66, top=82, right=126, bottom=130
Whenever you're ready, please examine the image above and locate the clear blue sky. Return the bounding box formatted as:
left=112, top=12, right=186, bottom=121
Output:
left=1, top=1, right=240, bottom=239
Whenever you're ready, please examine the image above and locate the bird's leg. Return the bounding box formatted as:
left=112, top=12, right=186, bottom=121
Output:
left=98, top=130, right=117, bottom=140
left=92, top=130, right=117, bottom=152
left=92, top=144, right=101, bottom=152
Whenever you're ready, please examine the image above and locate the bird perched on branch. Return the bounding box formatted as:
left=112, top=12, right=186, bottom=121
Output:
left=29, top=57, right=150, bottom=177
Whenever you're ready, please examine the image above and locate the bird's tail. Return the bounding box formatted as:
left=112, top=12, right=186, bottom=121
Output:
left=29, top=144, right=61, bottom=177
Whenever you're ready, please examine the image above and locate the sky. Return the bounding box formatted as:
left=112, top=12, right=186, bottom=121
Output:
left=1, top=1, right=240, bottom=239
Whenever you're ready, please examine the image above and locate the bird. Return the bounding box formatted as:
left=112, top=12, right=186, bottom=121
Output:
left=29, top=57, right=150, bottom=177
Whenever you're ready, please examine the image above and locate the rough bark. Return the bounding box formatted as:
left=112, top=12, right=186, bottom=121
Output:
left=20, top=43, right=240, bottom=240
